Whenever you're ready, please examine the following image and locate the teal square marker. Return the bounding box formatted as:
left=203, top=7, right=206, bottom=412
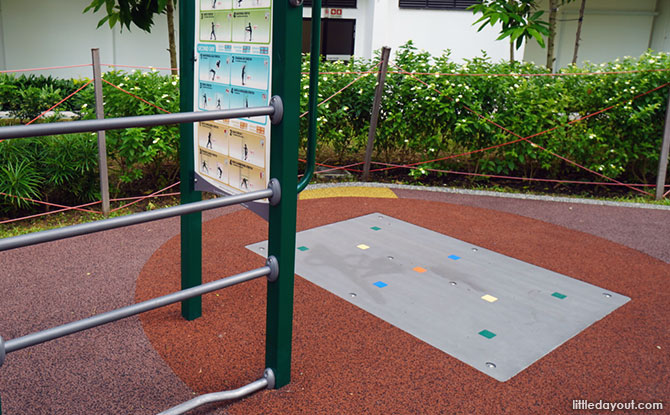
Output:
left=552, top=292, right=567, bottom=299
left=479, top=329, right=497, bottom=339
left=370, top=226, right=381, bottom=231
left=297, top=246, right=309, bottom=252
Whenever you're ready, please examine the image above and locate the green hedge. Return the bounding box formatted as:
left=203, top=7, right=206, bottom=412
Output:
left=1, top=45, right=669, bottom=214
left=303, top=42, right=670, bottom=186
left=0, top=69, right=179, bottom=214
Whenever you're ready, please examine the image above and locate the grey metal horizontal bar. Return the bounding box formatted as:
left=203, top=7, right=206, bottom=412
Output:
left=0, top=106, right=274, bottom=140
left=4, top=264, right=271, bottom=354
left=0, top=187, right=273, bottom=252
left=158, top=369, right=274, bottom=415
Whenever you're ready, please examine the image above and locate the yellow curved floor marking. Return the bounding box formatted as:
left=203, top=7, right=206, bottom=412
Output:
left=299, top=186, right=398, bottom=200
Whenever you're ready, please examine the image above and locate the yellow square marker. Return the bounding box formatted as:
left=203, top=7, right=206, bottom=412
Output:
left=481, top=294, right=498, bottom=303
left=357, top=244, right=370, bottom=250
left=413, top=267, right=427, bottom=273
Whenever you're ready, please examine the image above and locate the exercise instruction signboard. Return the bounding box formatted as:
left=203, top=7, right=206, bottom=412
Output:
left=194, top=0, right=273, bottom=196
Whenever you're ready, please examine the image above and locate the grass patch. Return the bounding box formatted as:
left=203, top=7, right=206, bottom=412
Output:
left=0, top=197, right=179, bottom=239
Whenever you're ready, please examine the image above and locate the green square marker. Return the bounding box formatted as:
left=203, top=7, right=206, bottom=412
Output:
left=552, top=292, right=567, bottom=299
left=479, top=329, right=497, bottom=339
left=297, top=246, right=309, bottom=252
left=370, top=226, right=381, bottom=231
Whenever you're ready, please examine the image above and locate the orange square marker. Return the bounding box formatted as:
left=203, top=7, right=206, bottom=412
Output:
left=413, top=266, right=427, bottom=273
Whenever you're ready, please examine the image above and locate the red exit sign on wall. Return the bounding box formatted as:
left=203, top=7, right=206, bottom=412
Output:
left=324, top=8, right=343, bottom=17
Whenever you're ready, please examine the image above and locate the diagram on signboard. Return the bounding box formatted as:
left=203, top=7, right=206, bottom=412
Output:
left=198, top=82, right=231, bottom=111
left=229, top=160, right=265, bottom=191
left=231, top=10, right=270, bottom=43
left=198, top=122, right=229, bottom=155
left=227, top=127, right=265, bottom=167
left=234, top=0, right=271, bottom=9
left=199, top=53, right=231, bottom=83
left=202, top=0, right=233, bottom=10
left=229, top=87, right=267, bottom=124
left=194, top=1, right=272, bottom=195
left=230, top=54, right=269, bottom=90
left=200, top=11, right=232, bottom=42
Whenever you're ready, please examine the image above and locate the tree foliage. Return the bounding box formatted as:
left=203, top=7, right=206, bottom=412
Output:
left=83, top=0, right=175, bottom=32
left=83, top=0, right=179, bottom=74
left=469, top=0, right=551, bottom=59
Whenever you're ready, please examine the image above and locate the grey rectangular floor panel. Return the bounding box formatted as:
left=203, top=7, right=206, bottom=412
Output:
left=247, top=213, right=629, bottom=382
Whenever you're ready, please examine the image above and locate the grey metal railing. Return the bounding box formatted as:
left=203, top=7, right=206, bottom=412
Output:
left=0, top=181, right=279, bottom=252
left=0, top=103, right=284, bottom=414
left=0, top=98, right=282, bottom=140
left=158, top=369, right=275, bottom=415
left=2, top=258, right=277, bottom=354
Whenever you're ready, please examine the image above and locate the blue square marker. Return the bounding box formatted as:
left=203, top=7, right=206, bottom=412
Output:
left=448, top=255, right=461, bottom=260
left=373, top=281, right=388, bottom=288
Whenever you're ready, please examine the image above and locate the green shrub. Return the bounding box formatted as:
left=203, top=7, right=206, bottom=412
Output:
left=0, top=160, right=43, bottom=209
left=0, top=135, right=99, bottom=214
left=0, top=69, right=180, bottom=214
left=79, top=70, right=181, bottom=191
left=303, top=42, right=670, bottom=185
left=300, top=54, right=378, bottom=162
left=2, top=47, right=669, bottom=216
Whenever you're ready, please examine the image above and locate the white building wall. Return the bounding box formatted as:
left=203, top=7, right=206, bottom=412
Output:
left=0, top=0, right=177, bottom=78
left=651, top=0, right=670, bottom=52
left=367, top=0, right=515, bottom=63
left=305, top=0, right=517, bottom=64
left=0, top=0, right=6, bottom=70
left=523, top=0, right=661, bottom=70
left=2, top=0, right=665, bottom=79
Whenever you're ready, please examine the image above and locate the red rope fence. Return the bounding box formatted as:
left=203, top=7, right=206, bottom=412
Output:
left=25, top=80, right=93, bottom=126
left=0, top=64, right=93, bottom=74
left=378, top=65, right=670, bottom=197
left=386, top=67, right=670, bottom=77
left=102, top=63, right=177, bottom=72
left=101, top=78, right=172, bottom=114
left=2, top=60, right=669, bottom=226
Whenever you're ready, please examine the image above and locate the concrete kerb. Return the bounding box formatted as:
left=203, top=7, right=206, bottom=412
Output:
left=304, top=182, right=670, bottom=211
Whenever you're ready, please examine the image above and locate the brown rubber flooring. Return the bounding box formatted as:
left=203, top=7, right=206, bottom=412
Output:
left=1, top=187, right=669, bottom=414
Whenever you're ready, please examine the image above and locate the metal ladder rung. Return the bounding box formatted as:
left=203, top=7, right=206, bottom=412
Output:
left=158, top=369, right=275, bottom=415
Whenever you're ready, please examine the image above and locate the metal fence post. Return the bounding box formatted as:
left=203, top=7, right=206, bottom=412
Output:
left=656, top=88, right=670, bottom=200
left=91, top=48, right=111, bottom=217
left=179, top=0, right=203, bottom=320
left=265, top=0, right=302, bottom=389
left=362, top=46, right=391, bottom=181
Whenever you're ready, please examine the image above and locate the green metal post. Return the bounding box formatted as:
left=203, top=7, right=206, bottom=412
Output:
left=179, top=0, right=202, bottom=321
left=296, top=0, right=321, bottom=193
left=265, top=0, right=302, bottom=388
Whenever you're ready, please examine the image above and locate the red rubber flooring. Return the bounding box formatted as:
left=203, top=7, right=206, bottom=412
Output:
left=1, top=188, right=669, bottom=414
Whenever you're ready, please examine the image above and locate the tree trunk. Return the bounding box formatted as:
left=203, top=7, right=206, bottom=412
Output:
left=510, top=39, right=515, bottom=63
left=166, top=0, right=178, bottom=75
left=546, top=0, right=557, bottom=71
left=572, top=0, right=587, bottom=65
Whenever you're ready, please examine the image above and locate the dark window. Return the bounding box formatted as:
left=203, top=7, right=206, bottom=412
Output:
left=303, top=18, right=356, bottom=60
left=303, top=0, right=357, bottom=8
left=399, top=0, right=479, bottom=10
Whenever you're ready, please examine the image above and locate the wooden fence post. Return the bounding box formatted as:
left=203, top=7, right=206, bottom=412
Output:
left=362, top=46, right=391, bottom=181
left=656, top=88, right=670, bottom=200
left=91, top=48, right=111, bottom=216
